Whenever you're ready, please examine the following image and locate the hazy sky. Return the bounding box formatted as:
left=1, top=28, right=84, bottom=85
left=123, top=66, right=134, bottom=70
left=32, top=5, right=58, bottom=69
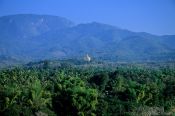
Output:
left=0, top=0, right=175, bottom=35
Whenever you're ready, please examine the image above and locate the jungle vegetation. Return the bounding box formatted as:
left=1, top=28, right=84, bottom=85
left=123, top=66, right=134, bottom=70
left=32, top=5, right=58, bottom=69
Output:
left=0, top=61, right=175, bottom=116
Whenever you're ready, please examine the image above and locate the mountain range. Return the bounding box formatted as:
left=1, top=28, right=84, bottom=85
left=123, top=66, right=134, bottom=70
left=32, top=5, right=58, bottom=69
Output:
left=0, top=14, right=175, bottom=65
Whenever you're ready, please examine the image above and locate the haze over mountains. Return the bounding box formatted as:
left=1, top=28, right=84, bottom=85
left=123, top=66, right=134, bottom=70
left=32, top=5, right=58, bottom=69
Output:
left=0, top=14, right=175, bottom=64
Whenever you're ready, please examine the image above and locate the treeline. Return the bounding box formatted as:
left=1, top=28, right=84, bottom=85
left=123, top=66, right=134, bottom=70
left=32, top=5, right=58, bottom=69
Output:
left=0, top=63, right=175, bottom=116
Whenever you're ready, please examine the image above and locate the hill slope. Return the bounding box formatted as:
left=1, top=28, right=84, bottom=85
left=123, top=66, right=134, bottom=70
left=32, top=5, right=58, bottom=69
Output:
left=0, top=14, right=175, bottom=63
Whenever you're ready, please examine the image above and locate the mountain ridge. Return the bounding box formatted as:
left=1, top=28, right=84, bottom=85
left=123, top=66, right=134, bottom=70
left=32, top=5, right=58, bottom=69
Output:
left=0, top=14, right=175, bottom=64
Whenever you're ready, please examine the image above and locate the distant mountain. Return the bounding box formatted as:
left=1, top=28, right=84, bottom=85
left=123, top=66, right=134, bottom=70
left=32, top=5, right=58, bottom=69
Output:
left=0, top=14, right=175, bottom=64
left=0, top=14, right=74, bottom=60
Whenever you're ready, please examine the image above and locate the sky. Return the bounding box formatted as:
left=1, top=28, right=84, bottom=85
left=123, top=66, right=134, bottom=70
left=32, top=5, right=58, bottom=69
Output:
left=0, top=0, right=175, bottom=35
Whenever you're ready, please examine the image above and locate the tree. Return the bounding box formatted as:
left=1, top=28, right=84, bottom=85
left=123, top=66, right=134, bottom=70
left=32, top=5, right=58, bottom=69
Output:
left=89, top=72, right=109, bottom=91
left=53, top=73, right=98, bottom=116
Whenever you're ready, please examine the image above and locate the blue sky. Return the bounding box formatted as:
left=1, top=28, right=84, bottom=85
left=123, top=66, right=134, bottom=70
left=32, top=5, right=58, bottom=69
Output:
left=0, top=0, right=175, bottom=35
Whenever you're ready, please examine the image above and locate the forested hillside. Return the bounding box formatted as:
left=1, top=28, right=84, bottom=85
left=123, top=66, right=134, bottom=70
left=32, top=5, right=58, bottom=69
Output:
left=0, top=14, right=175, bottom=64
left=1, top=62, right=175, bottom=116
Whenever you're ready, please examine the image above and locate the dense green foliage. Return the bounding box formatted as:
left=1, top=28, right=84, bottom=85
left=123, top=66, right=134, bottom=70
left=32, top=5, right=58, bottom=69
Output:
left=1, top=62, right=175, bottom=116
